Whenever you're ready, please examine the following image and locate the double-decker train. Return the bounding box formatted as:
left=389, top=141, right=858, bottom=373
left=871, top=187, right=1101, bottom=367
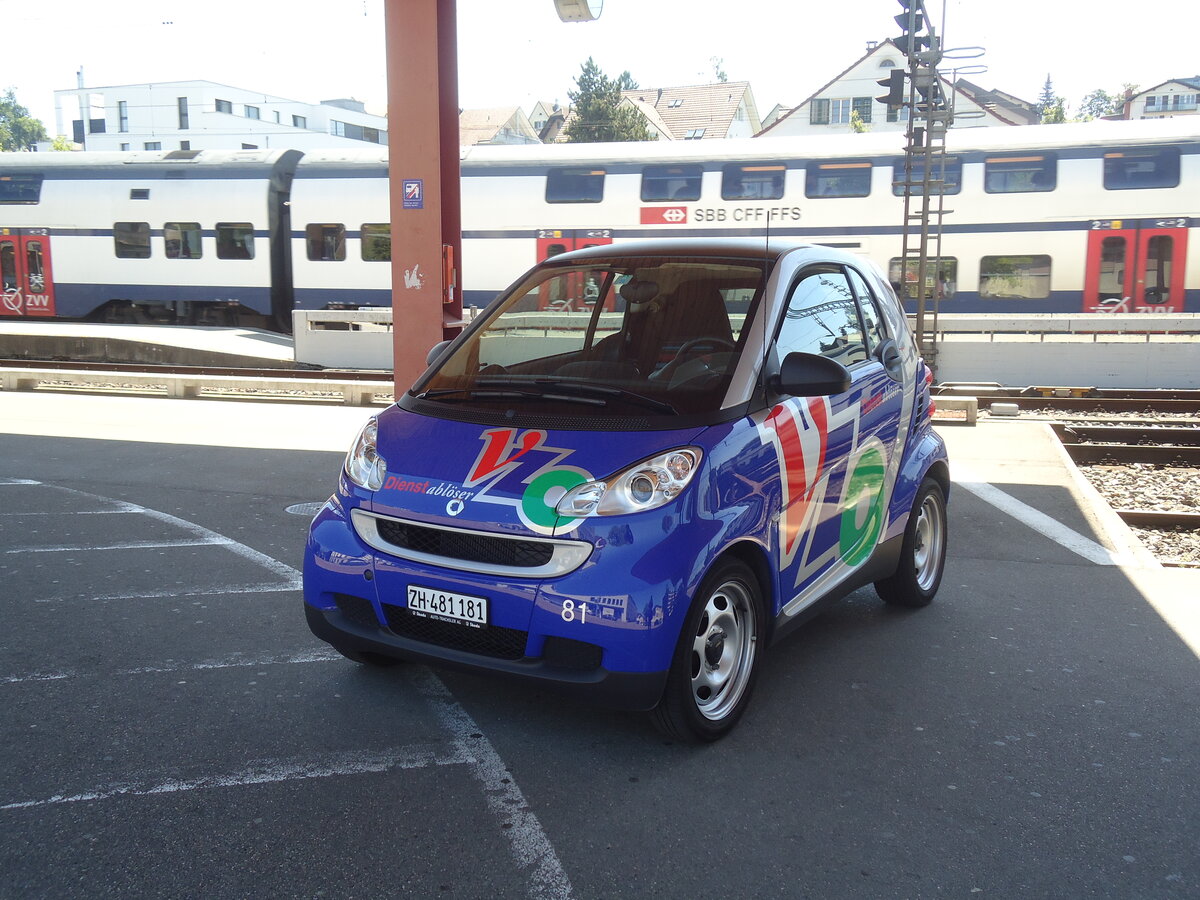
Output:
left=1, top=116, right=1196, bottom=331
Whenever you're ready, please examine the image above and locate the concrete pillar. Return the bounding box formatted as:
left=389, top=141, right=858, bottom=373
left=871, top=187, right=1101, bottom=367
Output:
left=384, top=0, right=463, bottom=394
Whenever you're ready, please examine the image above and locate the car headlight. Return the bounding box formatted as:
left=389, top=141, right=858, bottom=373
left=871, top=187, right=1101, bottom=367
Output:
left=344, top=417, right=387, bottom=491
left=556, top=448, right=702, bottom=517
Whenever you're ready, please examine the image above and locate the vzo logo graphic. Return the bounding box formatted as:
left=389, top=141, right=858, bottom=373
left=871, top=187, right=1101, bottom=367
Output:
left=467, top=428, right=592, bottom=535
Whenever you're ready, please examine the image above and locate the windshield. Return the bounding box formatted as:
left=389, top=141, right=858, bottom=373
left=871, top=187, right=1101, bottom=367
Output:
left=414, top=255, right=769, bottom=420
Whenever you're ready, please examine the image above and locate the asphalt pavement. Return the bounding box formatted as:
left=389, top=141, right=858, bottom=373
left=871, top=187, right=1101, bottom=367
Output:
left=1, top=391, right=1197, bottom=899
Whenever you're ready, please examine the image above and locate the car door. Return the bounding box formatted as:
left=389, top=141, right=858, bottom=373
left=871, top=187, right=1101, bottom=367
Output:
left=760, top=265, right=897, bottom=612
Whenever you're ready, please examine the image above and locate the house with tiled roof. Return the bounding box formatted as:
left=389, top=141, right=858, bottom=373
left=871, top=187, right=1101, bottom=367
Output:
left=458, top=107, right=541, bottom=146
left=620, top=82, right=762, bottom=140
left=1126, top=78, right=1200, bottom=119
left=758, top=40, right=1034, bottom=137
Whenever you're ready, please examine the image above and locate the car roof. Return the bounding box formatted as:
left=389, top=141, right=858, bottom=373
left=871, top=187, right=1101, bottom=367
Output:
left=544, top=238, right=861, bottom=268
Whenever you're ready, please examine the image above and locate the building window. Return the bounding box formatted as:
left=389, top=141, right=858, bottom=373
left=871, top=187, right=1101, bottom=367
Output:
left=164, top=222, right=202, bottom=259
left=667, top=99, right=684, bottom=108
left=120, top=143, right=131, bottom=152
left=721, top=163, right=785, bottom=200
left=118, top=101, right=129, bottom=133
left=241, top=143, right=258, bottom=150
left=852, top=97, right=872, bottom=124
left=361, top=224, right=391, bottom=261
left=144, top=142, right=161, bottom=150
left=641, top=164, right=703, bottom=202
left=980, top=255, right=1051, bottom=300
left=216, top=223, right=255, bottom=259
left=684, top=128, right=706, bottom=140
left=546, top=167, right=606, bottom=203
left=1103, top=147, right=1180, bottom=190
left=810, top=99, right=830, bottom=125
left=886, top=105, right=911, bottom=123
left=180, top=141, right=190, bottom=151
left=130, top=189, right=150, bottom=200
left=215, top=99, right=232, bottom=114
left=0, top=174, right=43, bottom=204
left=984, top=153, right=1057, bottom=193
left=292, top=115, right=307, bottom=129
left=114, top=222, right=151, bottom=259
left=306, top=223, right=346, bottom=261
left=830, top=99, right=852, bottom=125
left=806, top=160, right=872, bottom=198
left=274, top=111, right=281, bottom=123
left=244, top=105, right=260, bottom=120
left=177, top=97, right=189, bottom=129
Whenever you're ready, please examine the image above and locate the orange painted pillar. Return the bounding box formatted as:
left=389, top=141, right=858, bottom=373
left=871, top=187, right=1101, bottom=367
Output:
left=384, top=0, right=463, bottom=393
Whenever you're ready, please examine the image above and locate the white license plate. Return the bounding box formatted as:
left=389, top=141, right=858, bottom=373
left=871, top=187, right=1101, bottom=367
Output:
left=406, top=585, right=488, bottom=629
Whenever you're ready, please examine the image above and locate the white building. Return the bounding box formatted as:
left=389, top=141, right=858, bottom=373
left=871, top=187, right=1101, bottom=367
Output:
left=758, top=40, right=1036, bottom=138
left=53, top=80, right=387, bottom=152
left=1127, top=78, right=1200, bottom=119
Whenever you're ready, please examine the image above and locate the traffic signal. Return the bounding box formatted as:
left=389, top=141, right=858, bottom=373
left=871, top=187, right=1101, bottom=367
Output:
left=876, top=69, right=906, bottom=109
left=893, top=0, right=930, bottom=57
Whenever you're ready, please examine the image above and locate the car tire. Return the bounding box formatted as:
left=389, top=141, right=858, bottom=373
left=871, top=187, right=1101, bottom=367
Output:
left=651, top=558, right=766, bottom=742
left=875, top=477, right=947, bottom=608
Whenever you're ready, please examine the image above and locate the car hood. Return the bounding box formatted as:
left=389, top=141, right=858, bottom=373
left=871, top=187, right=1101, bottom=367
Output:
left=367, top=407, right=709, bottom=537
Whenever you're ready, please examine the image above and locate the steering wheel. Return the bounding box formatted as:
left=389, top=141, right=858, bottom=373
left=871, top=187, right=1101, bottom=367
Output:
left=650, top=337, right=737, bottom=385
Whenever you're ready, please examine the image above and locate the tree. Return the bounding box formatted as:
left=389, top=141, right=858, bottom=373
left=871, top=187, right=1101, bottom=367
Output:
left=564, top=58, right=652, bottom=143
left=710, top=56, right=728, bottom=84
left=1036, top=75, right=1056, bottom=118
left=1077, top=83, right=1137, bottom=120
left=1041, top=96, right=1068, bottom=124
left=0, top=88, right=48, bottom=151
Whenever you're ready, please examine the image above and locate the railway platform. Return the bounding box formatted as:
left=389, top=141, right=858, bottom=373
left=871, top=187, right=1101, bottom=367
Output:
left=0, top=320, right=298, bottom=369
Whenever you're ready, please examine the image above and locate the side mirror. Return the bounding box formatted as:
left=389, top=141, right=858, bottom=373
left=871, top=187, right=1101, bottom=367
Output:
left=426, top=339, right=452, bottom=366
left=877, top=339, right=904, bottom=382
left=768, top=352, right=851, bottom=397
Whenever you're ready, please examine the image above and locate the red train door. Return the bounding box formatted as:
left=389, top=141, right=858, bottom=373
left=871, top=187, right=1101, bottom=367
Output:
left=534, top=228, right=613, bottom=310
left=1083, top=220, right=1188, bottom=313
left=0, top=228, right=56, bottom=317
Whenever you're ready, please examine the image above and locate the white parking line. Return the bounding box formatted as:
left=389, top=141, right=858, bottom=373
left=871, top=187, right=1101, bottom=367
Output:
left=0, top=745, right=471, bottom=811
left=414, top=668, right=576, bottom=900
left=7, top=538, right=235, bottom=554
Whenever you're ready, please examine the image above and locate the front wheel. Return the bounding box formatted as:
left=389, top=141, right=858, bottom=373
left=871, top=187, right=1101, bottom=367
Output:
left=875, top=477, right=947, bottom=608
left=652, top=559, right=766, bottom=742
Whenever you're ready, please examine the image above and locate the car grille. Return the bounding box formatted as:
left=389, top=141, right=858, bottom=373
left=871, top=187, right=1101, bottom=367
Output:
left=375, top=518, right=554, bottom=569
left=380, top=604, right=529, bottom=660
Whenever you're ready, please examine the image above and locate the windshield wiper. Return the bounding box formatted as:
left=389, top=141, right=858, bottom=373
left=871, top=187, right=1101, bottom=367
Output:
left=416, top=384, right=607, bottom=407
left=524, top=379, right=678, bottom=414
left=421, top=378, right=677, bottom=414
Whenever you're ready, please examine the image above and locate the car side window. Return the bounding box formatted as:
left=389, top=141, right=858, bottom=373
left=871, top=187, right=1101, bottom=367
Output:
left=846, top=268, right=888, bottom=354
left=777, top=268, right=868, bottom=367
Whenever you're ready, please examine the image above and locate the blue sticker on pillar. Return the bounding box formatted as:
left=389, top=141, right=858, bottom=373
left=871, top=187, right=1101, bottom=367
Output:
left=403, top=179, right=424, bottom=210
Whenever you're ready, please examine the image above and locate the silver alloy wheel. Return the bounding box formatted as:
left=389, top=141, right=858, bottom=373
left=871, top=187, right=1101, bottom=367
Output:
left=690, top=579, right=757, bottom=721
left=912, top=490, right=946, bottom=592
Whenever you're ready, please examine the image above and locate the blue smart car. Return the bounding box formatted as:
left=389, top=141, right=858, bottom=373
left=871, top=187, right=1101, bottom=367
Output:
left=304, top=239, right=949, bottom=741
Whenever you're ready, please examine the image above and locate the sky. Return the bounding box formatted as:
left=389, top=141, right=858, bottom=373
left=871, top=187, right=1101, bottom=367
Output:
left=3, top=0, right=1196, bottom=137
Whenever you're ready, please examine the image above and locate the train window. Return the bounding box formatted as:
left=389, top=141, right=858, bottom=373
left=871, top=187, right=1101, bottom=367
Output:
left=361, top=224, right=391, bottom=261
left=130, top=189, right=150, bottom=200
left=113, top=222, right=151, bottom=259
left=641, top=164, right=702, bottom=201
left=0, top=174, right=43, bottom=204
left=164, top=222, right=202, bottom=259
left=892, top=157, right=961, bottom=195
left=888, top=258, right=958, bottom=301
left=777, top=267, right=868, bottom=367
left=979, top=254, right=1051, bottom=300
left=1, top=241, right=15, bottom=292
left=1143, top=236, right=1174, bottom=305
left=307, top=224, right=346, bottom=261
left=722, top=164, right=786, bottom=200
left=1103, top=147, right=1180, bottom=190
left=984, top=154, right=1056, bottom=193
left=216, top=223, right=255, bottom=260
left=806, top=160, right=872, bottom=198
left=546, top=168, right=606, bottom=204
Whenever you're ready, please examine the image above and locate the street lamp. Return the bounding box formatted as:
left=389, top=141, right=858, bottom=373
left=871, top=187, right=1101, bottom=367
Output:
left=553, top=0, right=603, bottom=22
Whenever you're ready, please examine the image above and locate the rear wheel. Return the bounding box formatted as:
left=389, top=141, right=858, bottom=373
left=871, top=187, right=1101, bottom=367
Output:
left=652, top=559, right=765, bottom=742
left=875, top=477, right=947, bottom=608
